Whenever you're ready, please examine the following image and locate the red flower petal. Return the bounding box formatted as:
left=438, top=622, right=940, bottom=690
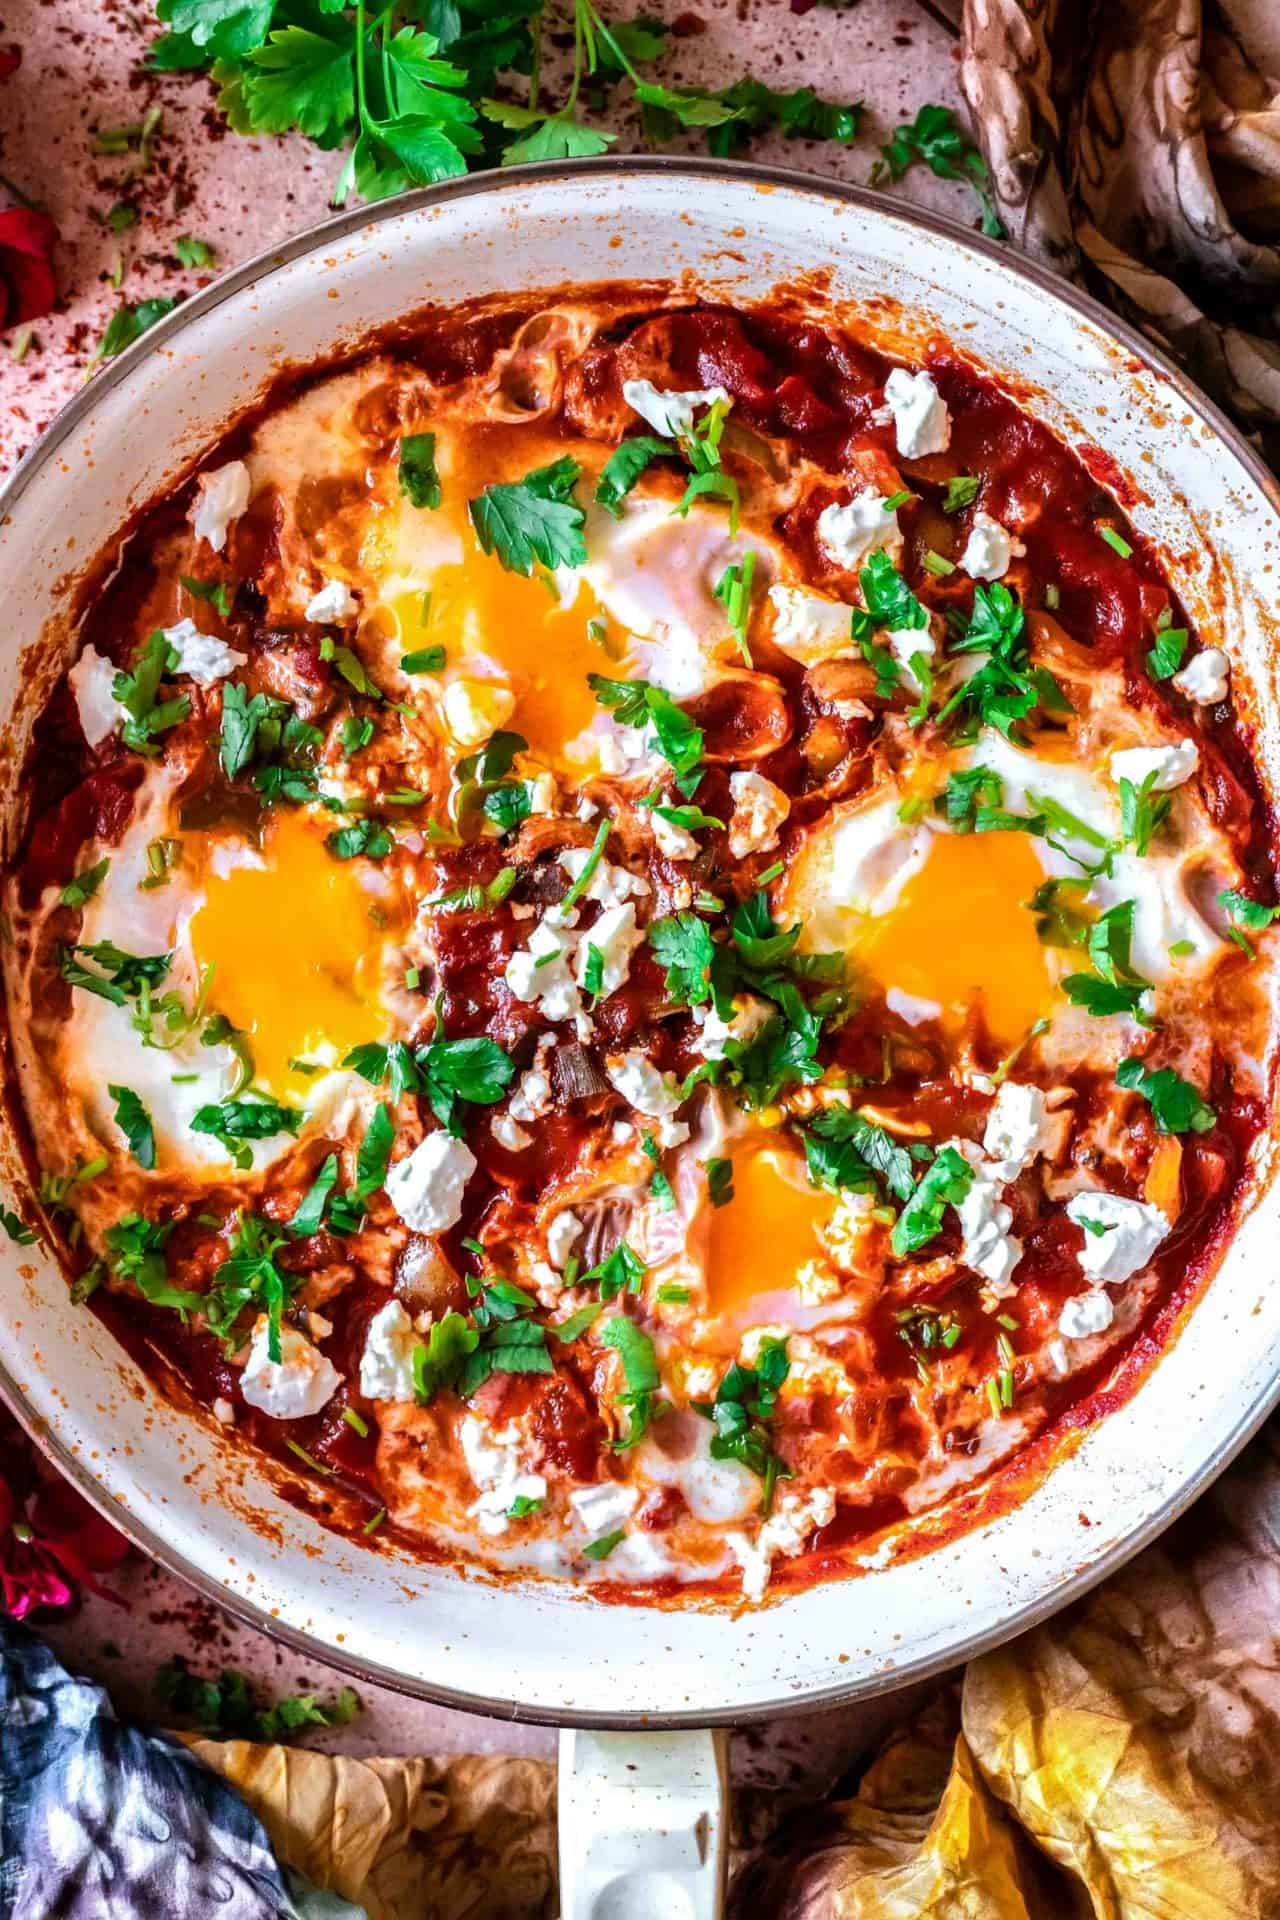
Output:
left=0, top=205, right=59, bottom=326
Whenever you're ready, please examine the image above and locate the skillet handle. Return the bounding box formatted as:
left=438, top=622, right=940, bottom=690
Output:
left=557, top=1726, right=729, bottom=1918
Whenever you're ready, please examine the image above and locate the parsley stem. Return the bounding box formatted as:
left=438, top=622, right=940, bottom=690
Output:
left=560, top=817, right=610, bottom=913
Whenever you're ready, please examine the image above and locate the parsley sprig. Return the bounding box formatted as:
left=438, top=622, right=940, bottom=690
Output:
left=694, top=1338, right=791, bottom=1513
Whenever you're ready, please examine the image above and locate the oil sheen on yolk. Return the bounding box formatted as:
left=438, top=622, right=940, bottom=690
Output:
left=391, top=519, right=630, bottom=767
left=856, top=828, right=1053, bottom=1046
left=707, top=1141, right=835, bottom=1314
left=189, top=810, right=388, bottom=1097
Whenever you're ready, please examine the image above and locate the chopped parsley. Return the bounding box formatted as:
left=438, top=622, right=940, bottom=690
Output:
left=286, top=1154, right=339, bottom=1239
left=104, top=1213, right=197, bottom=1318
left=469, top=456, right=586, bottom=575
left=1116, top=1056, right=1215, bottom=1135
left=113, top=631, right=191, bottom=754
left=326, top=818, right=394, bottom=861
left=713, top=550, right=756, bottom=666
left=582, top=1240, right=646, bottom=1302
left=647, top=910, right=716, bottom=1007
left=59, top=859, right=110, bottom=910
left=204, top=1212, right=294, bottom=1361
left=1062, top=900, right=1155, bottom=1024
left=704, top=1156, right=734, bottom=1207
left=588, top=674, right=704, bottom=795
left=398, top=432, right=441, bottom=510
left=59, top=940, right=171, bottom=1007
left=693, top=1337, right=791, bottom=1513
left=179, top=573, right=233, bottom=617
left=108, top=1085, right=155, bottom=1170
left=640, top=1133, right=676, bottom=1210
left=874, top=102, right=1002, bottom=237
left=191, top=1098, right=301, bottom=1169
left=942, top=474, right=981, bottom=514
left=582, top=1529, right=626, bottom=1561
left=401, top=644, right=446, bottom=674
left=804, top=1108, right=922, bottom=1204
left=890, top=1145, right=974, bottom=1256
left=1146, top=611, right=1189, bottom=681
left=1099, top=526, right=1133, bottom=559
left=1218, top=887, right=1277, bottom=958
left=595, top=434, right=671, bottom=516
left=154, top=1658, right=357, bottom=1745
left=600, top=1314, right=663, bottom=1448
left=936, top=582, right=1070, bottom=741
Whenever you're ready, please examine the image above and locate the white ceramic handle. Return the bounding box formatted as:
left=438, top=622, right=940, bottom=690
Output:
left=557, top=1725, right=728, bottom=1919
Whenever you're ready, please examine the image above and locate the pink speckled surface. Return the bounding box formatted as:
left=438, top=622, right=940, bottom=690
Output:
left=0, top=0, right=960, bottom=1769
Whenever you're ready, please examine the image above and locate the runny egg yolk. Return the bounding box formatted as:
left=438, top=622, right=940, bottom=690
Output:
left=389, top=507, right=632, bottom=768
left=707, top=1138, right=836, bottom=1316
left=856, top=829, right=1054, bottom=1047
left=189, top=809, right=391, bottom=1097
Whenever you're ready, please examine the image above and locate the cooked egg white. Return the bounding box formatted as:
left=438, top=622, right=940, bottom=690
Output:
left=355, top=426, right=777, bottom=775
left=59, top=776, right=404, bottom=1176
left=782, top=733, right=1235, bottom=1050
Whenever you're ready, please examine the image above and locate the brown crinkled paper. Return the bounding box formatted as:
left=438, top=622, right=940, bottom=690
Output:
left=728, top=1423, right=1280, bottom=1915
left=960, top=0, right=1280, bottom=458
left=182, top=1741, right=557, bottom=1919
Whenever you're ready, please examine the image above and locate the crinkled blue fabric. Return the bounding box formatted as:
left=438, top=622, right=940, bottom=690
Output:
left=0, top=1620, right=361, bottom=1919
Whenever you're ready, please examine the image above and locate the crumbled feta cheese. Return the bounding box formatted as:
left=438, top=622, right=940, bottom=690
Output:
left=385, top=1131, right=476, bottom=1234
left=576, top=901, right=643, bottom=997
left=443, top=677, right=517, bottom=749
left=509, top=1066, right=553, bottom=1124
left=621, top=378, right=730, bottom=441
left=1172, top=647, right=1230, bottom=706
left=212, top=1397, right=235, bottom=1426
left=950, top=1143, right=1022, bottom=1292
left=796, top=1257, right=843, bottom=1304
left=881, top=367, right=950, bottom=457
left=162, top=617, right=247, bottom=684
left=555, top=846, right=649, bottom=913
left=191, top=459, right=251, bottom=552
left=506, top=921, right=583, bottom=1023
left=569, top=1479, right=639, bottom=1540
left=886, top=987, right=941, bottom=1027
left=728, top=1487, right=837, bottom=1603
left=606, top=1050, right=683, bottom=1118
left=68, top=645, right=124, bottom=747
left=1109, top=739, right=1200, bottom=793
left=648, top=807, right=699, bottom=862
left=240, top=1317, right=341, bottom=1420
left=546, top=1210, right=583, bottom=1271
left=1047, top=1337, right=1071, bottom=1377
left=728, top=770, right=790, bottom=860
left=693, top=992, right=773, bottom=1060
left=815, top=491, right=902, bottom=573
left=656, top=1116, right=691, bottom=1149
left=960, top=510, right=1025, bottom=582
left=459, top=1414, right=547, bottom=1537
left=358, top=1299, right=419, bottom=1402
left=527, top=770, right=558, bottom=815
left=767, top=584, right=856, bottom=667
left=1066, top=1190, right=1170, bottom=1283
left=304, top=579, right=358, bottom=624
left=886, top=623, right=935, bottom=693
left=821, top=1190, right=877, bottom=1273
left=492, top=1110, right=533, bottom=1151
left=982, top=1081, right=1050, bottom=1171
left=611, top=1120, right=635, bottom=1146
left=1058, top=1289, right=1115, bottom=1340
